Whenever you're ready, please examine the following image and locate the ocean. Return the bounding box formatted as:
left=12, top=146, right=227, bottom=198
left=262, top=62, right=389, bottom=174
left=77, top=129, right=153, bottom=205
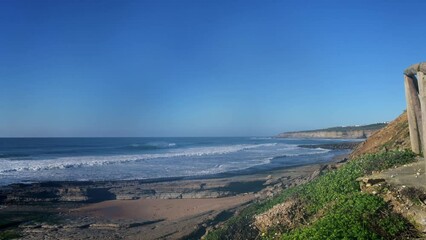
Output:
left=0, top=137, right=355, bottom=186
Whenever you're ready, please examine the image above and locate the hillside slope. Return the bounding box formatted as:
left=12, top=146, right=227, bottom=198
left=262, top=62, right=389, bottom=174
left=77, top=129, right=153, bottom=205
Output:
left=205, top=112, right=420, bottom=239
left=350, top=112, right=410, bottom=158
left=277, top=123, right=387, bottom=139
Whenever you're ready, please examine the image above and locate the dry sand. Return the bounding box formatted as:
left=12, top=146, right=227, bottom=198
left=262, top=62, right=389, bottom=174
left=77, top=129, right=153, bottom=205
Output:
left=74, top=194, right=255, bottom=221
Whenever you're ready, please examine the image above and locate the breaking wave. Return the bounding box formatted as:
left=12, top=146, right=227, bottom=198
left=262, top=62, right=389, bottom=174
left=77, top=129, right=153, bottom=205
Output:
left=121, top=142, right=177, bottom=150
left=0, top=143, right=278, bottom=173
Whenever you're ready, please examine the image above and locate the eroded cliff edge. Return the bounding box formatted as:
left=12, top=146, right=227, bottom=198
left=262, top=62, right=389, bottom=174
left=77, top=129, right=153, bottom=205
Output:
left=277, top=123, right=387, bottom=139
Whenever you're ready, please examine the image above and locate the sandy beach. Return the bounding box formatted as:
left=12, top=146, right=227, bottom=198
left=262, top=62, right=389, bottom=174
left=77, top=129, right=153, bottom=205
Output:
left=74, top=195, right=256, bottom=221
left=69, top=194, right=256, bottom=240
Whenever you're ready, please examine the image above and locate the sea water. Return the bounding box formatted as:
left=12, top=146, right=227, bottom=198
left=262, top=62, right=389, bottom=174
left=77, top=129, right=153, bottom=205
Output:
left=0, top=137, right=355, bottom=186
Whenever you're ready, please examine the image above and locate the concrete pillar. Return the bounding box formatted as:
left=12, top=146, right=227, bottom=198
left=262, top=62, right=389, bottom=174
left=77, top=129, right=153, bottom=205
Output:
left=406, top=76, right=423, bottom=146
left=422, top=72, right=426, bottom=177
left=405, top=75, right=422, bottom=154
left=417, top=71, right=426, bottom=157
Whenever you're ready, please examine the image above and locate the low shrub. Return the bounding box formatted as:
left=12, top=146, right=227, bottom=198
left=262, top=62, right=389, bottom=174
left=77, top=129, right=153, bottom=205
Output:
left=205, top=150, right=417, bottom=240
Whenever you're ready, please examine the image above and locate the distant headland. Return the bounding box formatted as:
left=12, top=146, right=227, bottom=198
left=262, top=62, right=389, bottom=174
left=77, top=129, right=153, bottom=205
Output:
left=276, top=123, right=388, bottom=139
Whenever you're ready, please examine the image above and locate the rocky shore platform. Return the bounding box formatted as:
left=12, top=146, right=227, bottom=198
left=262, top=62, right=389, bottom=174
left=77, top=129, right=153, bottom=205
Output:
left=0, top=150, right=349, bottom=239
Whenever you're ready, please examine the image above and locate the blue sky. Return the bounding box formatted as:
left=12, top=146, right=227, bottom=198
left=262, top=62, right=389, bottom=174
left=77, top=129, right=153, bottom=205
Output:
left=0, top=0, right=425, bottom=137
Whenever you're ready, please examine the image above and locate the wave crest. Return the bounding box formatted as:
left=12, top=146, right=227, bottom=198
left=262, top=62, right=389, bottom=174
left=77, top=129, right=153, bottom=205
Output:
left=0, top=143, right=277, bottom=173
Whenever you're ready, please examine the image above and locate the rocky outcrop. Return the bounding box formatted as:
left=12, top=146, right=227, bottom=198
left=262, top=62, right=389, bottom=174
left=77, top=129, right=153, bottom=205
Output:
left=0, top=182, right=116, bottom=203
left=58, top=187, right=89, bottom=202
left=0, top=179, right=264, bottom=204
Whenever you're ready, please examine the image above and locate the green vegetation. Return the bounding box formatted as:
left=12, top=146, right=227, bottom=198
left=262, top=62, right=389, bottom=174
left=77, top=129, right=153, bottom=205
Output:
left=0, top=211, right=59, bottom=240
left=281, top=193, right=410, bottom=239
left=0, top=230, right=21, bottom=240
left=205, top=188, right=300, bottom=240
left=205, top=150, right=417, bottom=240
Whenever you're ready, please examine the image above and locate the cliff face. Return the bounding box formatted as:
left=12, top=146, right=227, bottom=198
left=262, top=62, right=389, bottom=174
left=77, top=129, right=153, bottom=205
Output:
left=276, top=123, right=387, bottom=139
left=350, top=112, right=410, bottom=158
left=277, top=130, right=374, bottom=139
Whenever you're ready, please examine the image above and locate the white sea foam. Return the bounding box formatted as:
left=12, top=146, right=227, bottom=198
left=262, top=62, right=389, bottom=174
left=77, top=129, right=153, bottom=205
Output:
left=128, top=142, right=176, bottom=148
left=195, top=157, right=273, bottom=176
left=0, top=143, right=277, bottom=173
left=275, top=147, right=330, bottom=157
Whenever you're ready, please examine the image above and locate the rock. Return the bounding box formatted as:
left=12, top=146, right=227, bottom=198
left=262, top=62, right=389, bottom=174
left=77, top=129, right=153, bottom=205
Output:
left=89, top=223, right=121, bottom=229
left=23, top=228, right=45, bottom=233
left=20, top=223, right=42, bottom=229
left=62, top=223, right=90, bottom=229
left=41, top=224, right=60, bottom=229
left=308, top=169, right=321, bottom=181
left=254, top=199, right=305, bottom=232
left=115, top=194, right=138, bottom=200
left=264, top=178, right=279, bottom=185
left=361, top=178, right=385, bottom=185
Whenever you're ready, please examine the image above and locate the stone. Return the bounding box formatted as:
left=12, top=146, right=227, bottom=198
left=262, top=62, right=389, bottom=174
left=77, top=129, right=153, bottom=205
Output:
left=89, top=223, right=121, bottom=229
left=362, top=178, right=385, bottom=185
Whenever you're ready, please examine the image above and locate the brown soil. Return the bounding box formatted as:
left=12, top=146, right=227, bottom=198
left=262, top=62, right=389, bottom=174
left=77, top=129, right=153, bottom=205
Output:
left=350, top=112, right=410, bottom=159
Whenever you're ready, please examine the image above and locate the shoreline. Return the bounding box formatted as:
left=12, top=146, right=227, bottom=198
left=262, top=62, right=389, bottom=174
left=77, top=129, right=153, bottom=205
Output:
left=0, top=146, right=356, bottom=189
left=0, top=139, right=360, bottom=188
left=0, top=143, right=355, bottom=239
left=0, top=150, right=351, bottom=203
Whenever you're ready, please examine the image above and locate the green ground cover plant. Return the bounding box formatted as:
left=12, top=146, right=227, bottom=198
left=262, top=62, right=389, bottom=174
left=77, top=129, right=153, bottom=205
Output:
left=205, top=150, right=417, bottom=240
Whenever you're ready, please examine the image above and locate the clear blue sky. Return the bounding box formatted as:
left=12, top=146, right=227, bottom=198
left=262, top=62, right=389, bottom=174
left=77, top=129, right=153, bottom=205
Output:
left=1, top=0, right=425, bottom=137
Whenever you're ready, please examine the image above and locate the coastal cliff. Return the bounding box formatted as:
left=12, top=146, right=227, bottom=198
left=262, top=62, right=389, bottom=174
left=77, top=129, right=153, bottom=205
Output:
left=350, top=112, right=410, bottom=158
left=277, top=123, right=387, bottom=139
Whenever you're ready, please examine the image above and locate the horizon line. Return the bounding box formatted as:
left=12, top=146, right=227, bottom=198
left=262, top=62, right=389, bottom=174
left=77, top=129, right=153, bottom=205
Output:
left=0, top=136, right=274, bottom=138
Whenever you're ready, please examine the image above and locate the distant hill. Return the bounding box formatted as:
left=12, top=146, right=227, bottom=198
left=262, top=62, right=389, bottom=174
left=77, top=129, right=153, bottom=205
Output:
left=276, top=123, right=388, bottom=139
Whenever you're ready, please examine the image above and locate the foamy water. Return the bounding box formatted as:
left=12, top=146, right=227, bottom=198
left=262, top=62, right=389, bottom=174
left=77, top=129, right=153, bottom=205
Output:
left=0, top=137, right=350, bottom=186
